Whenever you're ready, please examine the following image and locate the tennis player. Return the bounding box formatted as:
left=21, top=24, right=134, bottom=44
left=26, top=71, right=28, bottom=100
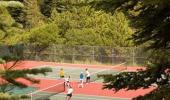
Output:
left=65, top=75, right=71, bottom=87
left=78, top=72, right=84, bottom=88
left=85, top=68, right=91, bottom=84
left=67, top=85, right=74, bottom=100
left=59, top=68, right=65, bottom=78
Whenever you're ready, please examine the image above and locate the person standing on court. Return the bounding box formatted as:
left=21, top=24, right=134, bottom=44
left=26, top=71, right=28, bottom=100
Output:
left=67, top=85, right=74, bottom=100
left=85, top=68, right=91, bottom=84
left=65, top=75, right=71, bottom=87
left=59, top=68, right=65, bottom=78
left=78, top=72, right=84, bottom=88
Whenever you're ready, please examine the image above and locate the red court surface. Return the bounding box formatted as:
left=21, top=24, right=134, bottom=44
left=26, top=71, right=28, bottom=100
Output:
left=16, top=78, right=155, bottom=99
left=0, top=60, right=154, bottom=99
left=69, top=82, right=155, bottom=99
left=0, top=60, right=146, bottom=71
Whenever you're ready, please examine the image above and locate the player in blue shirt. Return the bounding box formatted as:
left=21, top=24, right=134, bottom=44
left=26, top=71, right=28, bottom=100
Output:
left=78, top=72, right=84, bottom=88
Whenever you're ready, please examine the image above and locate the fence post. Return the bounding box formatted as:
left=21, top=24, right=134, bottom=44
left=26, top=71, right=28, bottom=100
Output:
left=72, top=46, right=75, bottom=63
left=132, top=47, right=135, bottom=66
left=112, top=48, right=114, bottom=65
left=53, top=44, right=56, bottom=62
left=92, top=46, right=95, bottom=63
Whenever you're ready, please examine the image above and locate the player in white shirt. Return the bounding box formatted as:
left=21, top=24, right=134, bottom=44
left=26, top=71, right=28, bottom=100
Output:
left=85, top=68, right=90, bottom=84
left=67, top=85, right=73, bottom=100
left=65, top=76, right=70, bottom=87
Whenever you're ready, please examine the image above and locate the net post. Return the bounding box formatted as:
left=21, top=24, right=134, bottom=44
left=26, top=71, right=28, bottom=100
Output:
left=63, top=80, right=66, bottom=91
left=30, top=92, right=33, bottom=100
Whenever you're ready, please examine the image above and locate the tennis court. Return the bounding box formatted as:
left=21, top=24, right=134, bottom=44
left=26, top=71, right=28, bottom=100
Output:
left=6, top=61, right=154, bottom=100
left=28, top=62, right=126, bottom=82
left=21, top=93, right=129, bottom=100
left=19, top=62, right=129, bottom=100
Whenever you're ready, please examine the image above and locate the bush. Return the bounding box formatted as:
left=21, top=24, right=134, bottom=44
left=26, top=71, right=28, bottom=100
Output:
left=0, top=93, right=19, bottom=100
left=20, top=95, right=30, bottom=99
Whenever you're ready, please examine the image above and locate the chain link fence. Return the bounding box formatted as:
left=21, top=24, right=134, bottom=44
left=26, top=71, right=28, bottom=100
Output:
left=0, top=44, right=151, bottom=66
left=17, top=44, right=148, bottom=66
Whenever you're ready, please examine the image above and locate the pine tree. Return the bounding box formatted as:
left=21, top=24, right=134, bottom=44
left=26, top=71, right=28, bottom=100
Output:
left=0, top=1, right=52, bottom=93
left=93, top=0, right=170, bottom=99
left=50, top=6, right=133, bottom=47
left=22, top=0, right=45, bottom=29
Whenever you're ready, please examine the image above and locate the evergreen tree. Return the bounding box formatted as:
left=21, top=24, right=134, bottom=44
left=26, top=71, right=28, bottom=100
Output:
left=93, top=0, right=170, bottom=99
left=51, top=6, right=133, bottom=47
left=0, top=1, right=24, bottom=45
left=0, top=1, right=52, bottom=94
left=0, top=54, right=52, bottom=93
left=22, top=0, right=45, bottom=29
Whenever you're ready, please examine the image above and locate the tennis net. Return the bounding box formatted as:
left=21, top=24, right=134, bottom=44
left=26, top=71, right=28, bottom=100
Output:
left=90, top=62, right=127, bottom=82
left=29, top=82, right=65, bottom=100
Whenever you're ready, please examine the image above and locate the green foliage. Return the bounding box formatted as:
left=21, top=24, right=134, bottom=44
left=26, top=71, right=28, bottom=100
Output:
left=20, top=94, right=30, bottom=99
left=0, top=5, right=24, bottom=45
left=93, top=0, right=170, bottom=49
left=93, top=0, right=170, bottom=99
left=0, top=45, right=52, bottom=92
left=51, top=6, right=133, bottom=46
left=22, top=0, right=45, bottom=28
left=0, top=83, right=15, bottom=93
left=0, top=0, right=134, bottom=47
left=0, top=6, right=15, bottom=27
left=0, top=92, right=19, bottom=100
left=39, top=0, right=54, bottom=17
left=0, top=62, right=52, bottom=90
left=0, top=1, right=24, bottom=8
left=0, top=57, right=5, bottom=64
left=21, top=23, right=62, bottom=45
left=99, top=62, right=170, bottom=91
left=7, top=6, right=25, bottom=27
left=3, top=68, right=52, bottom=79
left=1, top=67, right=52, bottom=88
left=147, top=49, right=170, bottom=65
left=64, top=28, right=101, bottom=45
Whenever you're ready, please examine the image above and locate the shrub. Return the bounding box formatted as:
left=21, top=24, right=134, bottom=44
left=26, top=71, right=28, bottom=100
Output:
left=0, top=93, right=19, bottom=100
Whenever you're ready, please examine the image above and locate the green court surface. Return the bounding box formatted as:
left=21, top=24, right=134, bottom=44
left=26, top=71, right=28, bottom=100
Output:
left=4, top=86, right=36, bottom=95
left=29, top=65, right=122, bottom=82
left=21, top=93, right=130, bottom=100
left=49, top=93, right=130, bottom=100
left=20, top=64, right=127, bottom=100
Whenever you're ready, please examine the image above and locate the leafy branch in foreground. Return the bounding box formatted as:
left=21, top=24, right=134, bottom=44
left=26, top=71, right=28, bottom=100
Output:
left=99, top=65, right=169, bottom=90
left=92, top=0, right=170, bottom=99
left=98, top=62, right=170, bottom=100
left=0, top=53, right=52, bottom=93
left=1, top=67, right=52, bottom=88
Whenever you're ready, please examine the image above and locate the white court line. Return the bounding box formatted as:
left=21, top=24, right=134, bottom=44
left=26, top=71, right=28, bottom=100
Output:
left=52, top=93, right=131, bottom=100
left=90, top=62, right=126, bottom=77
left=29, top=62, right=126, bottom=82
left=28, top=65, right=80, bottom=78
left=30, top=76, right=79, bottom=81
left=73, top=94, right=131, bottom=100
left=32, top=65, right=81, bottom=74
left=29, top=82, right=65, bottom=95
left=28, top=63, right=129, bottom=100
left=31, top=93, right=131, bottom=100
left=93, top=62, right=126, bottom=73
